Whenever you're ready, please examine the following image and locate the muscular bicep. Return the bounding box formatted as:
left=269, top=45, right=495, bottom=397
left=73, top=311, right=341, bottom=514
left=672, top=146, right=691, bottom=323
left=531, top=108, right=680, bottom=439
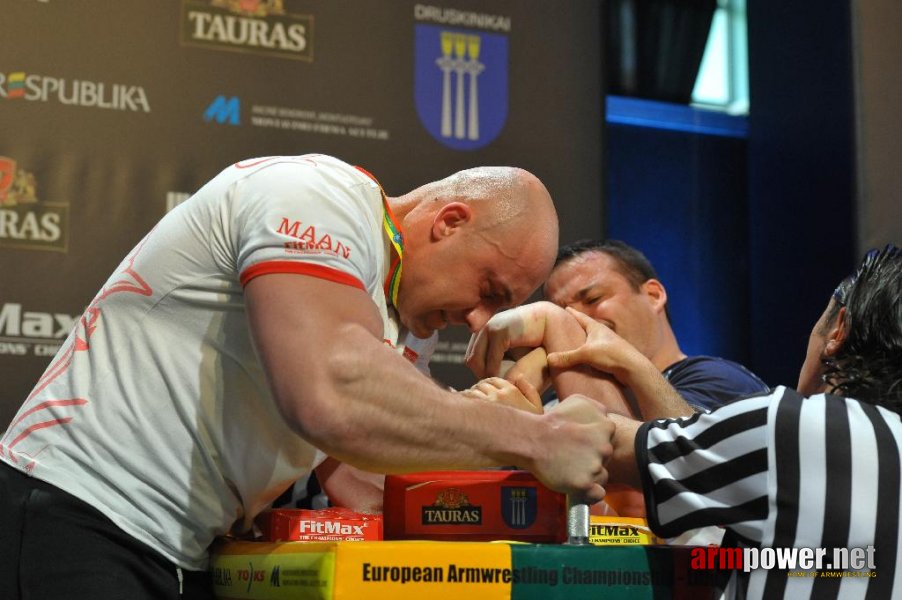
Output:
left=244, top=273, right=385, bottom=436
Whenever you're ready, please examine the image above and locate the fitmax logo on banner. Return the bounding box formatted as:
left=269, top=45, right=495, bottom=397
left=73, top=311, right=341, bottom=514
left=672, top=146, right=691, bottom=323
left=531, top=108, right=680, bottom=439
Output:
left=0, top=303, right=78, bottom=358
left=0, top=157, right=69, bottom=252
left=414, top=24, right=508, bottom=151
left=204, top=96, right=240, bottom=125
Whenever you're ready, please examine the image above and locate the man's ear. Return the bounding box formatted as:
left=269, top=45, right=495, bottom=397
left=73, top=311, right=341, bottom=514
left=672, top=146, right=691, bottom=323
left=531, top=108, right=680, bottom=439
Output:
left=431, top=202, right=472, bottom=239
left=824, top=306, right=848, bottom=357
left=641, top=279, right=668, bottom=313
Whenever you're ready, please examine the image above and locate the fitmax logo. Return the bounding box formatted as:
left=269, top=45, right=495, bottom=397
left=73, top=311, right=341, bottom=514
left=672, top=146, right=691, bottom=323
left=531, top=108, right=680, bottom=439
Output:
left=204, top=96, right=240, bottom=125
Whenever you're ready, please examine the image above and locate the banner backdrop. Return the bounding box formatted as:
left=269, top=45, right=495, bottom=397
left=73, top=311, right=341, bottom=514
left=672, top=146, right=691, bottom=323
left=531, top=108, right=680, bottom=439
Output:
left=0, top=0, right=604, bottom=427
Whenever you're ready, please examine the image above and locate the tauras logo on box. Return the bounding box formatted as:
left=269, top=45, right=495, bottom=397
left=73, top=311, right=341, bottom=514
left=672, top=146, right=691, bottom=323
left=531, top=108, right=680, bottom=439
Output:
left=421, top=488, right=482, bottom=525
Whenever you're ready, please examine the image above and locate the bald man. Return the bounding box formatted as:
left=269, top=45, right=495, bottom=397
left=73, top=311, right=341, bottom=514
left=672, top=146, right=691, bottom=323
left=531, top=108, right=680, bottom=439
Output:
left=0, top=154, right=613, bottom=600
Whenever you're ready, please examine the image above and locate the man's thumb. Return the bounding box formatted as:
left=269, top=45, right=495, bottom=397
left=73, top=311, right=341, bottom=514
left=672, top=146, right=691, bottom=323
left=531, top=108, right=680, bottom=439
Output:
left=548, top=350, right=579, bottom=368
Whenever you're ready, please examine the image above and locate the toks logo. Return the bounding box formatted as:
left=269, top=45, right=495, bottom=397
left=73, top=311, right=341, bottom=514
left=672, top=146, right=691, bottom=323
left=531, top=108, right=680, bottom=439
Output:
left=181, top=0, right=314, bottom=61
left=0, top=157, right=69, bottom=251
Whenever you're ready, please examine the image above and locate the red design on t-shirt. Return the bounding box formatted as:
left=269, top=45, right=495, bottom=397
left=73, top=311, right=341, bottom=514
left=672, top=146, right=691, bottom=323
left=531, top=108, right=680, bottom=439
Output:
left=1, top=233, right=155, bottom=465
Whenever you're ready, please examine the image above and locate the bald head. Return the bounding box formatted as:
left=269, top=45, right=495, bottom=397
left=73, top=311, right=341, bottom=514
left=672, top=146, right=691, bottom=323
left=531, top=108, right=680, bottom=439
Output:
left=437, top=167, right=558, bottom=282
left=424, top=166, right=555, bottom=234
left=390, top=166, right=560, bottom=335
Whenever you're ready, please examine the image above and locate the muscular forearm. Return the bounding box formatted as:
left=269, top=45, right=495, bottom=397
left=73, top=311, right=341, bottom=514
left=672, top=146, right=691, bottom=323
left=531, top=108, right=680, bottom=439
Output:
left=539, top=308, right=634, bottom=417
left=293, top=327, right=543, bottom=473
left=315, top=332, right=614, bottom=505
left=503, top=347, right=550, bottom=394
left=466, top=301, right=567, bottom=378
left=247, top=275, right=612, bottom=503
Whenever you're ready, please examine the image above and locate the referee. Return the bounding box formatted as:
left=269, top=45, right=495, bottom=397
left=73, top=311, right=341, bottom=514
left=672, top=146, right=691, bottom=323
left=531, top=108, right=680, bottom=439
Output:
left=553, top=244, right=902, bottom=599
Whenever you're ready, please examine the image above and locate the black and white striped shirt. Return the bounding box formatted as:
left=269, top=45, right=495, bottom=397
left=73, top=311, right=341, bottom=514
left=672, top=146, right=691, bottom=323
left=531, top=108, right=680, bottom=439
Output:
left=637, top=386, right=902, bottom=599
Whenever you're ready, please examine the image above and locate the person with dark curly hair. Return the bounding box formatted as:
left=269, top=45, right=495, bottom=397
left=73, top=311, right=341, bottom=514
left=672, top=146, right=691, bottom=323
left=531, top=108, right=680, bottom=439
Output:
left=559, top=244, right=902, bottom=599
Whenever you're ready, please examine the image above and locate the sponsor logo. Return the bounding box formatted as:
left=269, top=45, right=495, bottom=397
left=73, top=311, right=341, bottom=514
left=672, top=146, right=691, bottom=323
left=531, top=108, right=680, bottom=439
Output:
left=691, top=545, right=877, bottom=575
left=248, top=103, right=390, bottom=139
left=297, top=520, right=365, bottom=536
left=422, top=488, right=482, bottom=525
left=236, top=563, right=266, bottom=593
left=413, top=6, right=509, bottom=150
left=277, top=218, right=352, bottom=259
left=6, top=72, right=25, bottom=99
left=181, top=0, right=313, bottom=61
left=413, top=4, right=511, bottom=32
left=430, top=339, right=468, bottom=364
left=203, top=98, right=391, bottom=140
left=204, top=95, right=241, bottom=125
left=270, top=565, right=280, bottom=587
left=212, top=567, right=233, bottom=587
left=0, top=70, right=150, bottom=112
left=501, top=486, right=537, bottom=529
left=0, top=302, right=79, bottom=358
left=589, top=524, right=641, bottom=539
left=0, top=157, right=69, bottom=252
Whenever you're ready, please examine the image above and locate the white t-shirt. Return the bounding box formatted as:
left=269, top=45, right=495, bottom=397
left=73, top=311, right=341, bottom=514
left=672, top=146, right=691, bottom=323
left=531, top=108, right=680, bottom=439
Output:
left=0, top=154, right=434, bottom=569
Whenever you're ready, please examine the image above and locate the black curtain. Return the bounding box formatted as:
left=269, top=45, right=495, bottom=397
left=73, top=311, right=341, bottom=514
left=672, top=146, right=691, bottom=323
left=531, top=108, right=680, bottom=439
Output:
left=606, top=0, right=717, bottom=104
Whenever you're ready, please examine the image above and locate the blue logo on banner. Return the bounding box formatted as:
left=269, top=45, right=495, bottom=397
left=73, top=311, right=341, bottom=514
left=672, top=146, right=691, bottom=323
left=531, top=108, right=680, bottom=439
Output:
left=501, top=486, right=537, bottom=529
left=414, top=24, right=508, bottom=150
left=204, top=95, right=240, bottom=125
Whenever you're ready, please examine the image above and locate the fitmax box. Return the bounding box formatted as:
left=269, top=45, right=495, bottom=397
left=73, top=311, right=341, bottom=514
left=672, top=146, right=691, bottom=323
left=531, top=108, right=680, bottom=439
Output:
left=256, top=508, right=383, bottom=542
left=588, top=516, right=664, bottom=546
left=383, top=470, right=567, bottom=543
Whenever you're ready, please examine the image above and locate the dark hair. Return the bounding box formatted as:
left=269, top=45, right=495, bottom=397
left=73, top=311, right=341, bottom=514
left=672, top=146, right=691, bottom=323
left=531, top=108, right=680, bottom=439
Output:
left=822, top=244, right=902, bottom=411
left=548, top=239, right=671, bottom=322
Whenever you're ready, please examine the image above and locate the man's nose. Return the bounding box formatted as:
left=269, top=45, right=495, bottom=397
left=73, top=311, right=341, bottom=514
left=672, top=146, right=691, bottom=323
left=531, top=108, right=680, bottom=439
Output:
left=464, top=305, right=493, bottom=332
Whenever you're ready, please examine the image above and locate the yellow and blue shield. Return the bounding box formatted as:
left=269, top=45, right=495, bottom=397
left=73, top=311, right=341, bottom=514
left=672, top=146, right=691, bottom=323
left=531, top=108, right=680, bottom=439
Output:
left=501, top=486, right=537, bottom=529
left=414, top=24, right=508, bottom=150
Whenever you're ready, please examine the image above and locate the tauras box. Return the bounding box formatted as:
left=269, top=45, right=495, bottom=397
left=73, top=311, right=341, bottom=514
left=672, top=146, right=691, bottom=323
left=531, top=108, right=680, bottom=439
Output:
left=383, top=470, right=567, bottom=543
